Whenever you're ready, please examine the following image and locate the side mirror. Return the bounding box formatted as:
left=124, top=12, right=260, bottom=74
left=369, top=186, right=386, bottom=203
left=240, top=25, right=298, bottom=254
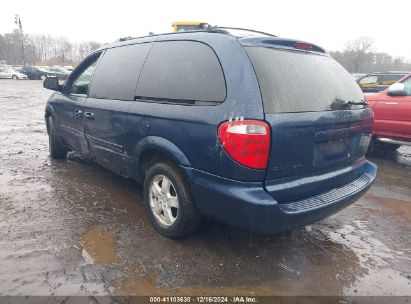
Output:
left=387, top=83, right=406, bottom=96
left=43, top=77, right=62, bottom=91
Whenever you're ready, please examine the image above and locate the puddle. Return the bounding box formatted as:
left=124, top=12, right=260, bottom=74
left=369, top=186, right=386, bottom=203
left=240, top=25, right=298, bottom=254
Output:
left=111, top=266, right=282, bottom=296
left=328, top=221, right=406, bottom=266
left=1, top=81, right=410, bottom=297
left=111, top=268, right=164, bottom=296
left=109, top=224, right=363, bottom=297
left=345, top=267, right=411, bottom=296
left=327, top=220, right=411, bottom=296
left=373, top=196, right=411, bottom=223
left=81, top=226, right=118, bottom=264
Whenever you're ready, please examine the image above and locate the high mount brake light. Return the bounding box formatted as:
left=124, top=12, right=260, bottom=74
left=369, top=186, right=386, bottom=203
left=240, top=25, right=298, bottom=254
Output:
left=294, top=41, right=313, bottom=51
left=217, top=120, right=270, bottom=169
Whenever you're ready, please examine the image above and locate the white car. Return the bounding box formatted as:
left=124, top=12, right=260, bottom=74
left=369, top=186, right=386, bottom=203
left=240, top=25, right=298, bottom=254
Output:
left=0, top=67, right=28, bottom=80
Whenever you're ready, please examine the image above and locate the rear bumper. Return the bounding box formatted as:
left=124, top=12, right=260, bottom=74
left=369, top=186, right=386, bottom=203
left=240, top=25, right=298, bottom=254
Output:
left=183, top=161, right=377, bottom=234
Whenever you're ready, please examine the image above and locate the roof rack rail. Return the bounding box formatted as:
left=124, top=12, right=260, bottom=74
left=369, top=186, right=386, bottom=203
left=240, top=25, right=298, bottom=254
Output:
left=206, top=26, right=277, bottom=38
left=118, top=36, right=136, bottom=42
left=114, top=26, right=278, bottom=43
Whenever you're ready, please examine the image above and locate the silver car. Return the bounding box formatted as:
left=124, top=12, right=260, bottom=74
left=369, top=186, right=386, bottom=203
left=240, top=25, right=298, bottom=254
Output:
left=0, top=67, right=28, bottom=80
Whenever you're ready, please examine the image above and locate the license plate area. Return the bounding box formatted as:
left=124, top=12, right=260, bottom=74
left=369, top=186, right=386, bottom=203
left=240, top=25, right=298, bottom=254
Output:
left=314, top=138, right=351, bottom=166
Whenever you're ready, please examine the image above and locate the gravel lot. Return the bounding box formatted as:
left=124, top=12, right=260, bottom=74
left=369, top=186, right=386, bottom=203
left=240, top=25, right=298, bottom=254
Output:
left=0, top=80, right=410, bottom=300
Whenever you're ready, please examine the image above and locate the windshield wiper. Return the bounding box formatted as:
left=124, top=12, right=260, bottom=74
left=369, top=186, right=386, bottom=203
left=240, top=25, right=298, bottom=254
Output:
left=344, top=100, right=368, bottom=106
left=331, top=99, right=368, bottom=110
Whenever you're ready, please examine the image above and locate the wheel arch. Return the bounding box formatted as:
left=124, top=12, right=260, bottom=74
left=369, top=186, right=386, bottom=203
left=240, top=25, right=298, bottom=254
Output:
left=44, top=104, right=57, bottom=134
left=132, top=136, right=191, bottom=182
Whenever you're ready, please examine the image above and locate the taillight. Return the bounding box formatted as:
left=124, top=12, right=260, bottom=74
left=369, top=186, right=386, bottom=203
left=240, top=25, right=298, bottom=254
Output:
left=217, top=120, right=271, bottom=169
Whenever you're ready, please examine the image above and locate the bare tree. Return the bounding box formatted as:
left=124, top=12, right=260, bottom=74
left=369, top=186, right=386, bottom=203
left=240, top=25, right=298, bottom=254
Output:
left=345, top=36, right=374, bottom=53
left=344, top=36, right=375, bottom=72
left=0, top=30, right=103, bottom=66
left=329, top=37, right=411, bottom=73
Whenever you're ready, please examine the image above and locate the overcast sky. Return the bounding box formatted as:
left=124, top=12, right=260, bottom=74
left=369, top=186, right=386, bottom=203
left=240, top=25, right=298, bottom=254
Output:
left=1, top=0, right=410, bottom=60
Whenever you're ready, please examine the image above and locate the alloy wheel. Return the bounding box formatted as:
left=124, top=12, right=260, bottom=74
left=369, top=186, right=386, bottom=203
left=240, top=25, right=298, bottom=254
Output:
left=148, top=175, right=179, bottom=226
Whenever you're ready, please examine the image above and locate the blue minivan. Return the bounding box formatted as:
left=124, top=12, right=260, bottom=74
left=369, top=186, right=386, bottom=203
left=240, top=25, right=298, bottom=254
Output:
left=44, top=28, right=377, bottom=238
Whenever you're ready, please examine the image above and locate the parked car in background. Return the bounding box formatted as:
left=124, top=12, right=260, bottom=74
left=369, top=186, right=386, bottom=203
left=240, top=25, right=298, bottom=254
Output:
left=365, top=74, right=411, bottom=151
left=351, top=73, right=366, bottom=80
left=64, top=66, right=75, bottom=72
left=43, top=29, right=376, bottom=238
left=20, top=66, right=55, bottom=80
left=0, top=67, right=28, bottom=79
left=48, top=66, right=71, bottom=80
left=12, top=66, right=23, bottom=72
left=357, top=72, right=409, bottom=93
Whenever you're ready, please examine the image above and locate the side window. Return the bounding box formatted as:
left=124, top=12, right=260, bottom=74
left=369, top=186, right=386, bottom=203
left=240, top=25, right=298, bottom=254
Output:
left=402, top=77, right=411, bottom=96
left=359, top=75, right=378, bottom=84
left=381, top=74, right=404, bottom=82
left=68, top=53, right=101, bottom=95
left=135, top=41, right=226, bottom=104
left=89, top=43, right=152, bottom=100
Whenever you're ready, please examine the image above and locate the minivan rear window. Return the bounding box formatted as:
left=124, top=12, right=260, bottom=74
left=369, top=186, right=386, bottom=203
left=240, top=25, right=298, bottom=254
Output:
left=245, top=47, right=365, bottom=113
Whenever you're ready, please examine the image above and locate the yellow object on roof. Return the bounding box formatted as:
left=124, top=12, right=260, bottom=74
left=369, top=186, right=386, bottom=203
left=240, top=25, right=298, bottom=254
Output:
left=172, top=21, right=209, bottom=32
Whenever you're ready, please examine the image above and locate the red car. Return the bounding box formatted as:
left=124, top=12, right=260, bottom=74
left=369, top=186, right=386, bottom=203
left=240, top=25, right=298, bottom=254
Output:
left=365, top=74, right=411, bottom=151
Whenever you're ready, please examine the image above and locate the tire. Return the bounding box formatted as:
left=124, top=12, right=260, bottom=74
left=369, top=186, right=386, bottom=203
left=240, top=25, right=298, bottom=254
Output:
left=367, top=138, right=400, bottom=155
left=382, top=143, right=400, bottom=151
left=366, top=138, right=375, bottom=155
left=12, top=75, right=18, bottom=80
left=143, top=161, right=202, bottom=238
left=48, top=116, right=67, bottom=159
left=376, top=142, right=400, bottom=152
left=40, top=75, right=47, bottom=80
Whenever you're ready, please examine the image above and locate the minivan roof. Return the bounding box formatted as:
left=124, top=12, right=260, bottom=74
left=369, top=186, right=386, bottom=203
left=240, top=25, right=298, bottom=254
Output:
left=99, top=27, right=326, bottom=55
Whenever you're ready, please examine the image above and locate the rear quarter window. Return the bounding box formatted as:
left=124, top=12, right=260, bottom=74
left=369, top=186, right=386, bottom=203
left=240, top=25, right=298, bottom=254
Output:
left=89, top=43, right=152, bottom=100
left=135, top=41, right=226, bottom=104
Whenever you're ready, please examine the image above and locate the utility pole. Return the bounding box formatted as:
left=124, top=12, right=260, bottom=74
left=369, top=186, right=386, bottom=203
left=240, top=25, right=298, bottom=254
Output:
left=14, top=14, right=25, bottom=66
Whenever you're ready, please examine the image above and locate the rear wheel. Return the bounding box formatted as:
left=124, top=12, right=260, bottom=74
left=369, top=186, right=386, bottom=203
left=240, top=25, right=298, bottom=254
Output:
left=143, top=161, right=202, bottom=238
left=382, top=144, right=401, bottom=151
left=367, top=138, right=400, bottom=154
left=48, top=116, right=67, bottom=159
left=40, top=75, right=47, bottom=80
left=376, top=141, right=400, bottom=152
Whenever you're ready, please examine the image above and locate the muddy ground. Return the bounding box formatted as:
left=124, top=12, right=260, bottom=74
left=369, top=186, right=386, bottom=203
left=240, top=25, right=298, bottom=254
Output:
left=0, top=80, right=410, bottom=300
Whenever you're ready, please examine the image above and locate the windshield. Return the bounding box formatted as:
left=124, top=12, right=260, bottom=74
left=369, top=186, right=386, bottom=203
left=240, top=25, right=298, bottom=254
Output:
left=245, top=47, right=365, bottom=113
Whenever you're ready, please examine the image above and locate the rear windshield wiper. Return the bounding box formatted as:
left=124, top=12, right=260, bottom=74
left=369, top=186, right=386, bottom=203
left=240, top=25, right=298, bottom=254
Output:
left=344, top=100, right=368, bottom=106
left=331, top=99, right=368, bottom=110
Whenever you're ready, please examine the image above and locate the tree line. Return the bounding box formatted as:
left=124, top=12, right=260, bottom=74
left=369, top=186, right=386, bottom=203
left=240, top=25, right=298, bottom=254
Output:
left=329, top=36, right=411, bottom=73
left=0, top=29, right=102, bottom=66
left=1, top=31, right=410, bottom=72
